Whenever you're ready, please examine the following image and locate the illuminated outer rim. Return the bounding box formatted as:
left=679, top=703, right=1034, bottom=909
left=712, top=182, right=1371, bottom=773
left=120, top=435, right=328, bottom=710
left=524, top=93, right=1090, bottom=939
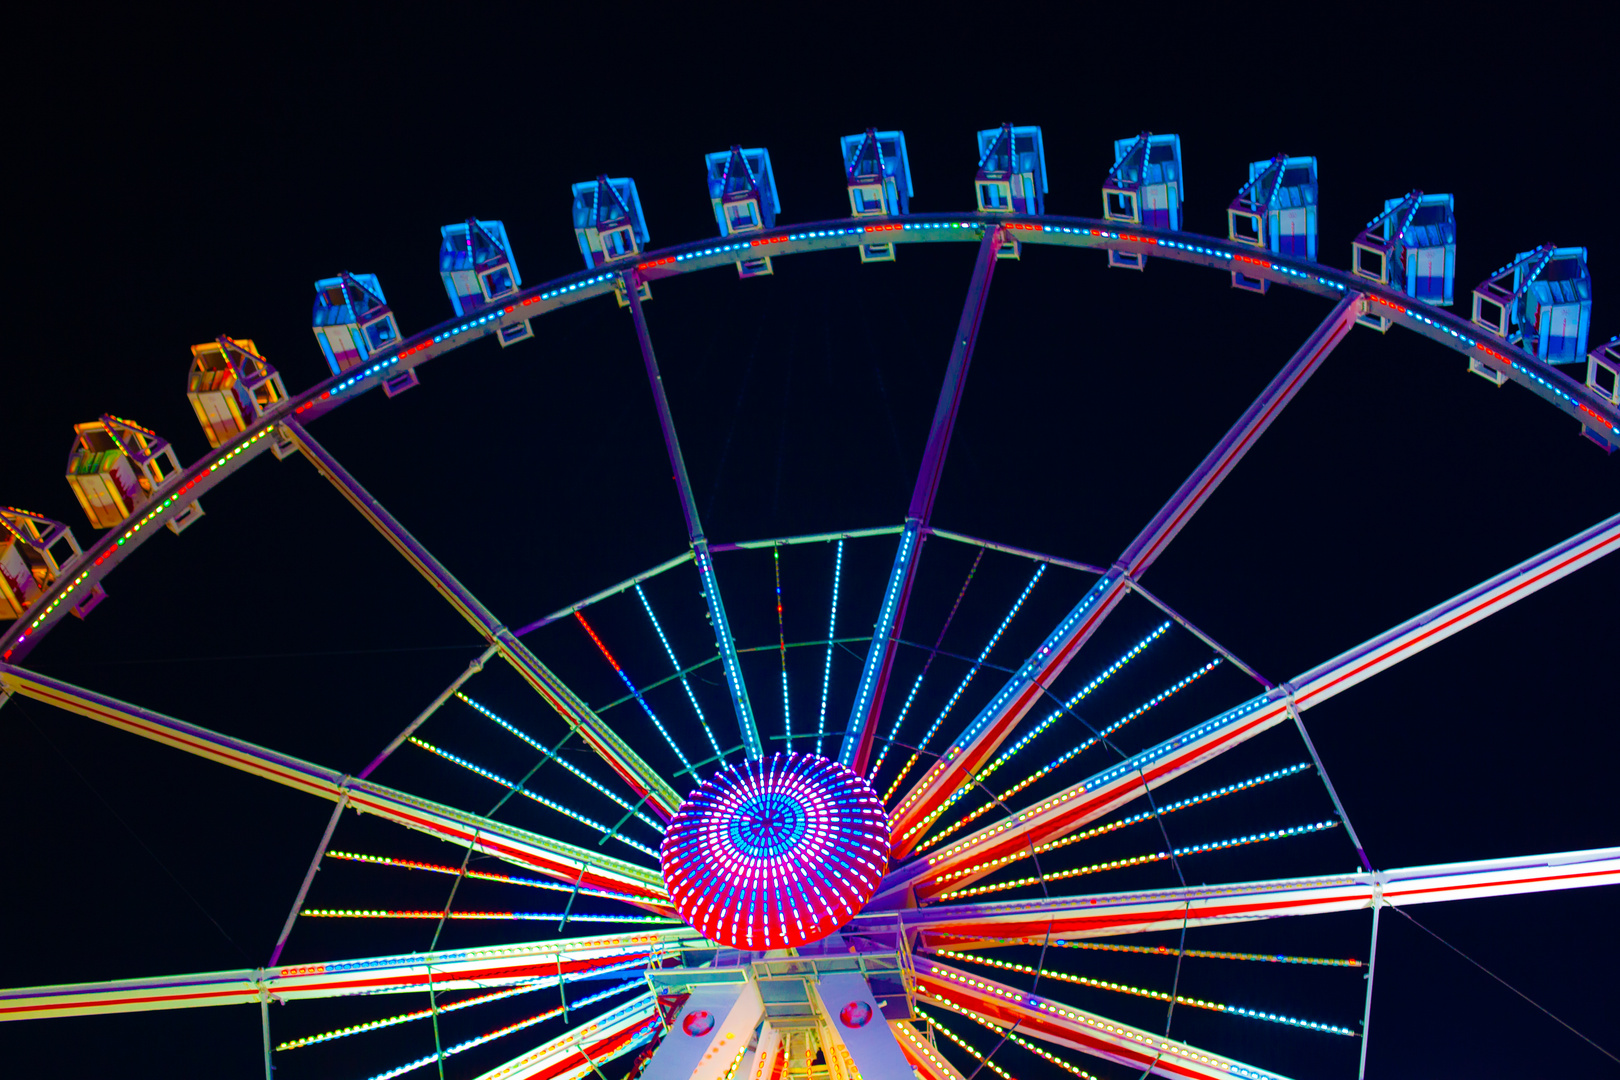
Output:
left=660, top=752, right=889, bottom=949
left=4, top=209, right=1615, bottom=664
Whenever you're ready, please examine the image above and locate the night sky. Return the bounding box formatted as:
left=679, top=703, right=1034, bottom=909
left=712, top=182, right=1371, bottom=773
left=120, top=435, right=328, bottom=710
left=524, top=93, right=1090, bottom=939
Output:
left=2, top=7, right=1616, bottom=1078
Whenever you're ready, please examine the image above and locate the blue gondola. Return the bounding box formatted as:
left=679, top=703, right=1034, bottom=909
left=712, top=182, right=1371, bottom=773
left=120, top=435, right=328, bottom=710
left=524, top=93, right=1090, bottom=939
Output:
left=311, top=273, right=406, bottom=384
left=1352, top=192, right=1457, bottom=311
left=1102, top=132, right=1182, bottom=269
left=439, top=219, right=531, bottom=347
left=842, top=129, right=912, bottom=263
left=1226, top=155, right=1318, bottom=295
left=1472, top=245, right=1592, bottom=364
left=975, top=124, right=1046, bottom=258
left=703, top=147, right=780, bottom=277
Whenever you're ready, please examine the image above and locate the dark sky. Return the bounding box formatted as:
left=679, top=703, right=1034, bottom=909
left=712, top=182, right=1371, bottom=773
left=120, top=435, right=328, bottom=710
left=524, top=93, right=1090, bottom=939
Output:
left=2, top=6, right=1616, bottom=1079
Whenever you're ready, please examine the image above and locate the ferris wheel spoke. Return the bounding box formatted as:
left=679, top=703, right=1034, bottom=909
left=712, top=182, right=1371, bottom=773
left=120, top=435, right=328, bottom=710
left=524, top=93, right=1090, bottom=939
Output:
left=841, top=227, right=1006, bottom=777
left=888, top=293, right=1360, bottom=859
left=0, top=664, right=669, bottom=906
left=877, top=503, right=1620, bottom=903
left=625, top=275, right=762, bottom=762
left=0, top=928, right=690, bottom=1021
left=914, top=955, right=1294, bottom=1080
left=282, top=419, right=681, bottom=819
left=875, top=845, right=1620, bottom=949
left=460, top=990, right=661, bottom=1080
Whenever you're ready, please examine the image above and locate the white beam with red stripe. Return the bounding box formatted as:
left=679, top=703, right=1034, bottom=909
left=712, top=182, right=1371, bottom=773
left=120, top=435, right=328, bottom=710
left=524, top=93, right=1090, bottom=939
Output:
left=0, top=664, right=669, bottom=907
left=0, top=928, right=693, bottom=1021
left=915, top=955, right=1290, bottom=1080
left=887, top=294, right=1359, bottom=858
left=873, top=505, right=1620, bottom=905
left=472, top=992, right=661, bottom=1080
left=284, top=420, right=681, bottom=819
left=877, top=845, right=1620, bottom=949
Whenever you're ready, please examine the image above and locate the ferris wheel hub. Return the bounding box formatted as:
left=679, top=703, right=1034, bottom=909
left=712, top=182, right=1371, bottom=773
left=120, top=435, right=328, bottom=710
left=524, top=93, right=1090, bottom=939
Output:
left=660, top=752, right=890, bottom=949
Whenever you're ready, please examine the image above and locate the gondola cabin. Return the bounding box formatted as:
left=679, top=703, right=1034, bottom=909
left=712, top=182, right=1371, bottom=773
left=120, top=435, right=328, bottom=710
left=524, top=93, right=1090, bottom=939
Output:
left=842, top=128, right=912, bottom=262
left=704, top=147, right=780, bottom=277
left=64, top=416, right=199, bottom=533
left=185, top=337, right=287, bottom=449
left=0, top=508, right=82, bottom=620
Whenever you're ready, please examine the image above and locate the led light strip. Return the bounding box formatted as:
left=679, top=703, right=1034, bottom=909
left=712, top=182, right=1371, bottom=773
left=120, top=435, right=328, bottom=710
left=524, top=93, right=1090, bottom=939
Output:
left=634, top=583, right=723, bottom=761
left=915, top=1005, right=1017, bottom=1080
left=870, top=547, right=984, bottom=784
left=936, top=820, right=1340, bottom=901
left=574, top=611, right=694, bottom=774
left=934, top=949, right=1357, bottom=1036
left=918, top=624, right=1179, bottom=847
left=322, top=850, right=648, bottom=904
left=774, top=546, right=791, bottom=745
left=302, top=910, right=679, bottom=924
left=408, top=736, right=658, bottom=858
left=361, top=980, right=645, bottom=1080
left=951, top=1007, right=1102, bottom=1080
left=929, top=763, right=1313, bottom=883
left=928, top=659, right=1224, bottom=846
left=885, top=564, right=1045, bottom=804
left=816, top=539, right=842, bottom=758
left=276, top=956, right=649, bottom=1050
left=456, top=692, right=660, bottom=829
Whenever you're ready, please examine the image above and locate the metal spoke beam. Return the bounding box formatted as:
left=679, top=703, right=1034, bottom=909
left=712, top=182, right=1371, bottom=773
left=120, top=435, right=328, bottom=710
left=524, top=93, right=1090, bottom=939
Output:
left=468, top=992, right=660, bottom=1080
left=0, top=664, right=669, bottom=907
left=283, top=419, right=680, bottom=818
left=873, top=846, right=1620, bottom=949
left=874, top=505, right=1620, bottom=904
left=625, top=274, right=762, bottom=761
left=913, top=955, right=1292, bottom=1080
left=888, top=293, right=1359, bottom=857
left=0, top=928, right=692, bottom=1021
left=840, top=228, right=1005, bottom=776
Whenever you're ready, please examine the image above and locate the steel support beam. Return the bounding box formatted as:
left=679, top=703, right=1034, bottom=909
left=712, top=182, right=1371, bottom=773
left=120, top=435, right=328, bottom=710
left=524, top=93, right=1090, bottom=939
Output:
left=888, top=293, right=1359, bottom=857
left=469, top=993, right=660, bottom=1080
left=876, top=846, right=1620, bottom=949
left=874, top=504, right=1620, bottom=904
left=914, top=955, right=1292, bottom=1080
left=625, top=275, right=762, bottom=761
left=0, top=664, right=669, bottom=907
left=283, top=419, right=680, bottom=818
left=0, top=928, right=690, bottom=1021
left=840, top=228, right=1004, bottom=776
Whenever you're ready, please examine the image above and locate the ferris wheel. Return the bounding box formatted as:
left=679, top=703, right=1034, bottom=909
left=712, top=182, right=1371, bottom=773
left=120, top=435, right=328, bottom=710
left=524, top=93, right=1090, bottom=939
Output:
left=1, top=124, right=1617, bottom=1080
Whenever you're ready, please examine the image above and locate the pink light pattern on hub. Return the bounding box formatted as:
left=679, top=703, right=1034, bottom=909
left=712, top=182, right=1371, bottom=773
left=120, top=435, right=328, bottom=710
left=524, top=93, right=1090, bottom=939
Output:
left=660, top=752, right=889, bottom=949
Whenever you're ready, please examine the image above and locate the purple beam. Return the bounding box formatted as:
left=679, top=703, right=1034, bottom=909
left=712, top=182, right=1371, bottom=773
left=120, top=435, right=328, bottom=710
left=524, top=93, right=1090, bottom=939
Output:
left=283, top=420, right=681, bottom=819
left=625, top=273, right=761, bottom=761
left=888, top=292, right=1360, bottom=858
left=839, top=227, right=1005, bottom=775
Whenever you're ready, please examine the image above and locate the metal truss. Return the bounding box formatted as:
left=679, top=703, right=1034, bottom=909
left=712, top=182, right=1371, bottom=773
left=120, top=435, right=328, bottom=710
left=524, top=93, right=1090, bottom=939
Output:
left=841, top=228, right=1004, bottom=776
left=283, top=420, right=681, bottom=819
left=0, top=664, right=670, bottom=906
left=887, top=292, right=1361, bottom=859
left=874, top=504, right=1620, bottom=905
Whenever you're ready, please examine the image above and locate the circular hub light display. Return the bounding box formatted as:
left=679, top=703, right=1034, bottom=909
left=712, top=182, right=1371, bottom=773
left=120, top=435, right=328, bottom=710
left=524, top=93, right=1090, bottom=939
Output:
left=661, top=753, right=890, bottom=949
